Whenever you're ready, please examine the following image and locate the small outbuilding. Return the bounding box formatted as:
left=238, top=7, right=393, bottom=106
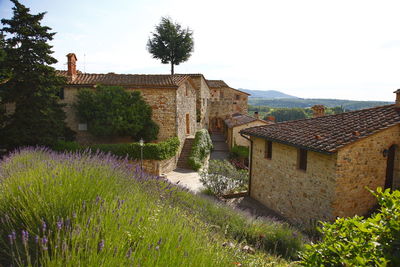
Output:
left=224, top=112, right=271, bottom=149
left=241, top=90, right=400, bottom=225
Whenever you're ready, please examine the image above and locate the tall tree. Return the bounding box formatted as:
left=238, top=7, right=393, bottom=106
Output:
left=0, top=0, right=73, bottom=148
left=147, top=17, right=194, bottom=75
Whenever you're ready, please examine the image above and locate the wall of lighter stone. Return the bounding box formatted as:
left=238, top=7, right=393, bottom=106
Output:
left=176, top=82, right=196, bottom=143
left=230, top=121, right=268, bottom=148
left=334, top=125, right=400, bottom=218
left=199, top=78, right=211, bottom=129
left=132, top=88, right=177, bottom=141
left=250, top=137, right=337, bottom=225
left=131, top=156, right=177, bottom=176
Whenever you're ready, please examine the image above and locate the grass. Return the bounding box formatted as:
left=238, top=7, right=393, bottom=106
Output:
left=0, top=148, right=304, bottom=266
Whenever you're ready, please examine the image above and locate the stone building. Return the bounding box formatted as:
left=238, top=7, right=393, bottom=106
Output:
left=58, top=53, right=196, bottom=145
left=241, top=91, right=400, bottom=225
left=207, top=80, right=249, bottom=132
left=186, top=74, right=211, bottom=131
left=224, top=112, right=271, bottom=149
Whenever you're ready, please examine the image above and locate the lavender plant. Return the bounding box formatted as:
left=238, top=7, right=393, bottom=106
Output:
left=0, top=148, right=295, bottom=266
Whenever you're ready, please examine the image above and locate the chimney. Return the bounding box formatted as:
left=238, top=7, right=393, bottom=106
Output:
left=67, top=53, right=77, bottom=77
left=312, top=105, right=325, bottom=118
left=267, top=116, right=275, bottom=123
left=254, top=111, right=259, bottom=119
left=395, top=89, right=400, bottom=108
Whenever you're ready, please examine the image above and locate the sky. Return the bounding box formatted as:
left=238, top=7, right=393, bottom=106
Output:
left=1, top=0, right=400, bottom=101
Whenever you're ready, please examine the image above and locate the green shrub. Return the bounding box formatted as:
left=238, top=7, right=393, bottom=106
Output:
left=300, top=188, right=400, bottom=266
left=200, top=160, right=248, bottom=196
left=230, top=145, right=249, bottom=159
left=187, top=129, right=213, bottom=171
left=52, top=137, right=179, bottom=160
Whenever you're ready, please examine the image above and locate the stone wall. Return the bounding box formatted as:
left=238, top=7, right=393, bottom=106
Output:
left=334, top=125, right=400, bottom=218
left=190, top=76, right=210, bottom=131
left=209, top=86, right=248, bottom=131
left=250, top=136, right=337, bottom=225
left=228, top=120, right=268, bottom=148
left=176, top=82, right=196, bottom=143
left=131, top=155, right=178, bottom=176
left=61, top=86, right=177, bottom=144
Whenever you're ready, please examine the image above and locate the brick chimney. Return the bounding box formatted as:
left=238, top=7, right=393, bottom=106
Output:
left=67, top=53, right=77, bottom=77
left=266, top=116, right=275, bottom=123
left=395, top=89, right=400, bottom=107
left=254, top=111, right=259, bottom=119
left=312, top=105, right=325, bottom=118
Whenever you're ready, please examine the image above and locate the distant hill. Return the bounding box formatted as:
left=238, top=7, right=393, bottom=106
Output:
left=239, top=89, right=298, bottom=99
left=249, top=98, right=393, bottom=111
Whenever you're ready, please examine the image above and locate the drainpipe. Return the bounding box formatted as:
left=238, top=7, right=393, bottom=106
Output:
left=240, top=132, right=253, bottom=196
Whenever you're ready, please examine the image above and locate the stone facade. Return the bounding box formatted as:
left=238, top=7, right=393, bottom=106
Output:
left=249, top=124, right=400, bottom=225
left=189, top=75, right=211, bottom=131
left=226, top=120, right=268, bottom=148
left=250, top=137, right=337, bottom=224
left=334, top=125, right=400, bottom=217
left=175, top=81, right=197, bottom=143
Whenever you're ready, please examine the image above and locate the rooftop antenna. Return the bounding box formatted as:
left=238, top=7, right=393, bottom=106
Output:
left=83, top=53, right=86, bottom=73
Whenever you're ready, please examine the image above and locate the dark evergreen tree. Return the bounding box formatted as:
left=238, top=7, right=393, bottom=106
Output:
left=0, top=0, right=73, bottom=148
left=147, top=17, right=194, bottom=74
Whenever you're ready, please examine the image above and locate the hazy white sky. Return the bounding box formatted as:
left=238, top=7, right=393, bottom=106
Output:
left=1, top=0, right=400, bottom=101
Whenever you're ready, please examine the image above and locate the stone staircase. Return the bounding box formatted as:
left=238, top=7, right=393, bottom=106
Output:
left=177, top=137, right=195, bottom=169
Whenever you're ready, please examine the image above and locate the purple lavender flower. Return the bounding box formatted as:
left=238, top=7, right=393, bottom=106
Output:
left=42, top=221, right=47, bottom=233
left=8, top=234, right=13, bottom=245
left=126, top=247, right=132, bottom=258
left=42, top=236, right=48, bottom=250
left=57, top=219, right=63, bottom=230
left=155, top=245, right=160, bottom=251
left=35, top=235, right=39, bottom=244
left=157, top=238, right=162, bottom=245
left=21, top=230, right=29, bottom=245
left=11, top=231, right=16, bottom=241
left=98, top=239, right=104, bottom=252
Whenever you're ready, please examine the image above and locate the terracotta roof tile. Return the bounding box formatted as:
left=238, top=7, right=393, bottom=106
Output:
left=206, top=80, right=229, bottom=88
left=241, top=105, right=400, bottom=154
left=56, top=71, right=190, bottom=88
left=225, top=113, right=270, bottom=128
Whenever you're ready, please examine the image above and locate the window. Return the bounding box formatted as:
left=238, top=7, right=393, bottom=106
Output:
left=298, top=148, right=308, bottom=171
left=235, top=94, right=240, bottom=100
left=185, top=86, right=188, bottom=96
left=78, top=123, right=87, bottom=131
left=265, top=140, right=272, bottom=159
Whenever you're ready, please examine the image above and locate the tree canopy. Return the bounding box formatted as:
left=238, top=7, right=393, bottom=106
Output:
left=0, top=0, right=73, bottom=148
left=147, top=17, right=194, bottom=75
left=75, top=86, right=159, bottom=142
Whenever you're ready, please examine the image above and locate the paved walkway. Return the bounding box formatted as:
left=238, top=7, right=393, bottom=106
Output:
left=165, top=168, right=203, bottom=192
left=210, top=132, right=230, bottom=160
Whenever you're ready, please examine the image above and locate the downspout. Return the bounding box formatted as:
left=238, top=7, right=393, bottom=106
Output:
left=240, top=133, right=253, bottom=196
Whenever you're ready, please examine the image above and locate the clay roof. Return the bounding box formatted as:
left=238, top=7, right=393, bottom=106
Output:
left=56, top=71, right=190, bottom=88
left=241, top=104, right=400, bottom=154
left=225, top=113, right=270, bottom=128
left=207, top=80, right=229, bottom=88
left=206, top=80, right=250, bottom=95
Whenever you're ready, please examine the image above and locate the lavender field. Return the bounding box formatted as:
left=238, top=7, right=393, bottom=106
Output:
left=0, top=148, right=303, bottom=266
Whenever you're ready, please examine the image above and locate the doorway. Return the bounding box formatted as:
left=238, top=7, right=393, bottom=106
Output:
left=385, top=145, right=396, bottom=189
left=186, top=114, right=190, bottom=135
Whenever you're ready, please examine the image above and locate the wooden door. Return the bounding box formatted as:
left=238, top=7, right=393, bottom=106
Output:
left=186, top=114, right=190, bottom=135
left=385, top=145, right=396, bottom=189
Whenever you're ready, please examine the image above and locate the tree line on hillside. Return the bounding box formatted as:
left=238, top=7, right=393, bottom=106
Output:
left=249, top=98, right=392, bottom=111
left=249, top=105, right=344, bottom=122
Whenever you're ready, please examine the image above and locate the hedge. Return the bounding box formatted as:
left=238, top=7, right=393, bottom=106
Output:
left=230, top=145, right=249, bottom=159
left=53, top=137, right=180, bottom=160
left=188, top=129, right=213, bottom=171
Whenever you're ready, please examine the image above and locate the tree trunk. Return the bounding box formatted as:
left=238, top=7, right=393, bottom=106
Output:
left=170, top=61, right=174, bottom=75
